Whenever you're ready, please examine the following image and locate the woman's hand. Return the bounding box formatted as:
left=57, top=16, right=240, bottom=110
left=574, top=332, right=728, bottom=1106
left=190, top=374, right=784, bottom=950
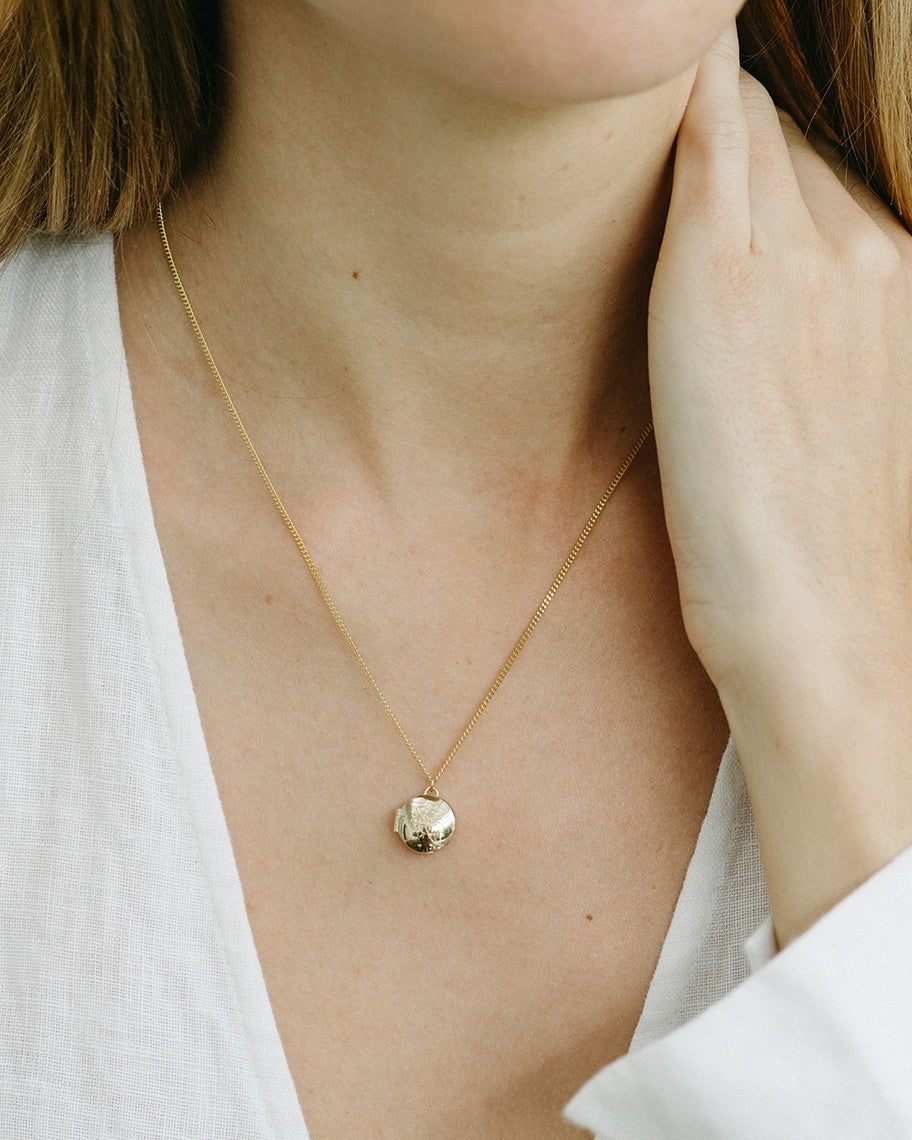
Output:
left=648, top=23, right=912, bottom=945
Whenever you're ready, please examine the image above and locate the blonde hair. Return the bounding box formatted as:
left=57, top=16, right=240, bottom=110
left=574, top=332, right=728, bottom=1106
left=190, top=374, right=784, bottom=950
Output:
left=738, top=0, right=912, bottom=221
left=0, top=0, right=910, bottom=260
left=0, top=0, right=221, bottom=259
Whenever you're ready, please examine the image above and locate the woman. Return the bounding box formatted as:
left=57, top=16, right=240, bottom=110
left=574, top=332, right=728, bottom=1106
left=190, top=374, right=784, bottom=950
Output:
left=1, top=0, right=910, bottom=1135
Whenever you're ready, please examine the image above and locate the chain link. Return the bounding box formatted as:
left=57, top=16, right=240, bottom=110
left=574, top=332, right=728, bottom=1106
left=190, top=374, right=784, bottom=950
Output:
left=157, top=202, right=653, bottom=790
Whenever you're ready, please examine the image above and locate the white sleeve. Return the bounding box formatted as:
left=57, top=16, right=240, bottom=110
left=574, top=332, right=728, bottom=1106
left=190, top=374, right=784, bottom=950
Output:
left=564, top=844, right=912, bottom=1140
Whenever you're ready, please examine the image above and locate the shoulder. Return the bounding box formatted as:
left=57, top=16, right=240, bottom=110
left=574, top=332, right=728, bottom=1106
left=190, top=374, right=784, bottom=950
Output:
left=0, top=232, right=115, bottom=373
left=0, top=233, right=124, bottom=486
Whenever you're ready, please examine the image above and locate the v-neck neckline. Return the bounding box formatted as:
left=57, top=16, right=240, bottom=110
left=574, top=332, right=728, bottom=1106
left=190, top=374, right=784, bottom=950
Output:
left=95, top=231, right=743, bottom=1136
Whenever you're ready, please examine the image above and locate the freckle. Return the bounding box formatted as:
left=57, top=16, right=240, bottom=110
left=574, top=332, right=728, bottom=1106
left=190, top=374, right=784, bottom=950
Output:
left=586, top=914, right=593, bottom=922
left=263, top=594, right=274, bottom=604
left=352, top=269, right=360, bottom=279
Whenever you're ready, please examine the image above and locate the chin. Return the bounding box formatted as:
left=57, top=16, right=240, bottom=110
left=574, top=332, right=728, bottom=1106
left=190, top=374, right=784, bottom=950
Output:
left=451, top=0, right=741, bottom=103
left=322, top=0, right=743, bottom=105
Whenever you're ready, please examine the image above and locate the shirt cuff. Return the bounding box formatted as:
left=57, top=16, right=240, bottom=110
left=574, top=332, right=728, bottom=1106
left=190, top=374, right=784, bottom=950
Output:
left=564, top=843, right=912, bottom=1140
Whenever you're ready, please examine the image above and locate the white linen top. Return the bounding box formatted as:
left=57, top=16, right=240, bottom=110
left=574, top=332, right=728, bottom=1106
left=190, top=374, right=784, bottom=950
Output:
left=1, top=234, right=911, bottom=1138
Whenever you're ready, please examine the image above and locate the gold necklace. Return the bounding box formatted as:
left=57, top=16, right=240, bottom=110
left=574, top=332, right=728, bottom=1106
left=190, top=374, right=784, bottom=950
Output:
left=156, top=203, right=653, bottom=854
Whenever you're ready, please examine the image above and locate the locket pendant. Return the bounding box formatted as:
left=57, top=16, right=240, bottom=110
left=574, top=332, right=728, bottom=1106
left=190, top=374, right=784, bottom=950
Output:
left=394, top=787, right=456, bottom=852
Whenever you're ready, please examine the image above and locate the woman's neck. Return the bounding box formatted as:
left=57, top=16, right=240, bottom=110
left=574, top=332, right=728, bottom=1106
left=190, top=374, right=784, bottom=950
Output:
left=163, top=0, right=694, bottom=491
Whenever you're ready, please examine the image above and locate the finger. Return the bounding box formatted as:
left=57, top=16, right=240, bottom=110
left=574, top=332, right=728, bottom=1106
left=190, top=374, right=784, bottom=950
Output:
left=777, top=114, right=909, bottom=250
left=670, top=22, right=751, bottom=245
left=738, top=70, right=811, bottom=236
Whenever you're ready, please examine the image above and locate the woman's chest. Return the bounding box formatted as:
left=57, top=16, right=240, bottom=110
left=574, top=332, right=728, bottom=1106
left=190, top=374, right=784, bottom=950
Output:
left=124, top=298, right=727, bottom=1132
left=151, top=499, right=728, bottom=1137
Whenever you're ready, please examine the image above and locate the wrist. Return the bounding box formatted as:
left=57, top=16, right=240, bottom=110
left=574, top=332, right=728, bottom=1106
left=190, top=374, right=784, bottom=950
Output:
left=716, top=610, right=912, bottom=945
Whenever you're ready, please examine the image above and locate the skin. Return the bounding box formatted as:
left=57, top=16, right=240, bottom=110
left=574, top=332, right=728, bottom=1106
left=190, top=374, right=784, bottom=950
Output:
left=115, top=0, right=912, bottom=1134
left=653, top=29, right=912, bottom=942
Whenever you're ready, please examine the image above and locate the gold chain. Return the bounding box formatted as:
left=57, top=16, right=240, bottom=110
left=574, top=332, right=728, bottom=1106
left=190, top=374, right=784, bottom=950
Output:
left=156, top=202, right=653, bottom=792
